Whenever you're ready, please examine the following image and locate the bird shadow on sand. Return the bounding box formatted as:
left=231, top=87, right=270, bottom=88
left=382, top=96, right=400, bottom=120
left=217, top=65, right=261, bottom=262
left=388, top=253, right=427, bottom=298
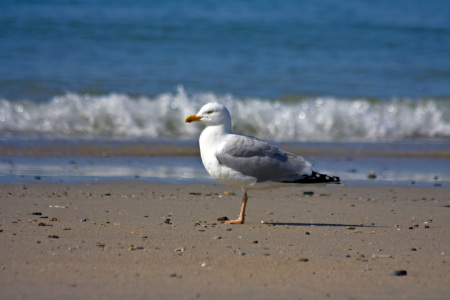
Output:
left=265, top=222, right=373, bottom=227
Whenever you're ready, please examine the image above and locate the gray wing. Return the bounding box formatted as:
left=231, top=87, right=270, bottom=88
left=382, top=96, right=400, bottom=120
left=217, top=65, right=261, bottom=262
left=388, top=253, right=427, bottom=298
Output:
left=216, top=134, right=312, bottom=182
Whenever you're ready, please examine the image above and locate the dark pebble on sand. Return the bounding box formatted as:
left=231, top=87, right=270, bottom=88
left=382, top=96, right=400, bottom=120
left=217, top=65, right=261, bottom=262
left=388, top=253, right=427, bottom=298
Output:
left=189, top=192, right=202, bottom=195
left=391, top=270, right=407, bottom=276
left=217, top=216, right=229, bottom=222
left=48, top=235, right=59, bottom=239
left=303, top=191, right=314, bottom=196
left=38, top=222, right=47, bottom=226
left=164, top=219, right=172, bottom=224
left=32, top=212, right=42, bottom=215
left=305, top=231, right=310, bottom=235
left=295, top=258, right=309, bottom=262
left=80, top=218, right=87, bottom=222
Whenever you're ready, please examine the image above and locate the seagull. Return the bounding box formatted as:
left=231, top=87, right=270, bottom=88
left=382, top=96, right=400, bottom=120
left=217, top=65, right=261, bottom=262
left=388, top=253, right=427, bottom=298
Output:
left=185, top=103, right=340, bottom=224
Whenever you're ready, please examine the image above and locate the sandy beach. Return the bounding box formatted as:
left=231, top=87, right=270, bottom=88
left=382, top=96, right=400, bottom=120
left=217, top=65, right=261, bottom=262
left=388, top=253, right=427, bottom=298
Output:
left=0, top=181, right=448, bottom=299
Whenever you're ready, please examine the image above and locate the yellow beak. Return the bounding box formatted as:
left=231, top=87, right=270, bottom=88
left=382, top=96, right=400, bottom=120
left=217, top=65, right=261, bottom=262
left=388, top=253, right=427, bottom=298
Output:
left=185, top=114, right=202, bottom=123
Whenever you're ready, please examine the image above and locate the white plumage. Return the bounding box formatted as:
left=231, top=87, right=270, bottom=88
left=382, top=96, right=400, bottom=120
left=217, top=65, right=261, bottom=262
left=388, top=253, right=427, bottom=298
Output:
left=186, top=102, right=339, bottom=224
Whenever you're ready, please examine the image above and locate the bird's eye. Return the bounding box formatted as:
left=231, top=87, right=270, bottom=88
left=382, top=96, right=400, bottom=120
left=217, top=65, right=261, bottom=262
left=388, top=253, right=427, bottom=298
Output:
left=207, top=110, right=214, bottom=114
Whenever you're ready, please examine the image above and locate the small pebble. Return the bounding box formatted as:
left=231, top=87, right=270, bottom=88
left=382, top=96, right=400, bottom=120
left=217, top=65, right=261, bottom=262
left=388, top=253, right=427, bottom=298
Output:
left=32, top=212, right=42, bottom=216
left=391, top=270, right=407, bottom=276
left=213, top=236, right=222, bottom=240
left=305, top=231, right=310, bottom=235
left=217, top=216, right=229, bottom=222
left=372, top=254, right=392, bottom=258
left=48, top=235, right=59, bottom=239
left=164, top=219, right=172, bottom=224
left=295, top=258, right=309, bottom=262
left=80, top=218, right=87, bottom=222
left=238, top=252, right=246, bottom=256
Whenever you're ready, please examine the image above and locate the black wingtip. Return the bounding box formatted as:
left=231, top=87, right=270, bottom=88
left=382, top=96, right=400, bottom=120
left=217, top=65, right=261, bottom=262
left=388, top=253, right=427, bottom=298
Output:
left=284, top=171, right=340, bottom=184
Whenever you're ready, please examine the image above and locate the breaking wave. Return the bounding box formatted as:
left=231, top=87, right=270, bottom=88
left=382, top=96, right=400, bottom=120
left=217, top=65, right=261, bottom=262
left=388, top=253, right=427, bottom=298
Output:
left=1, top=86, right=449, bottom=142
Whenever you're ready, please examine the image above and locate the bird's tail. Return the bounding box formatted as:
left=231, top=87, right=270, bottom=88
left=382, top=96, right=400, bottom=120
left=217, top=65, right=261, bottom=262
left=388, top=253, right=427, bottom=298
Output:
left=283, top=171, right=340, bottom=184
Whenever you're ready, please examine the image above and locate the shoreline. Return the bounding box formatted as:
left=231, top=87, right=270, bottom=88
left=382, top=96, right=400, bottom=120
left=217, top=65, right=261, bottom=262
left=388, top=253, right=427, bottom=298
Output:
left=2, top=154, right=449, bottom=187
left=1, top=181, right=449, bottom=299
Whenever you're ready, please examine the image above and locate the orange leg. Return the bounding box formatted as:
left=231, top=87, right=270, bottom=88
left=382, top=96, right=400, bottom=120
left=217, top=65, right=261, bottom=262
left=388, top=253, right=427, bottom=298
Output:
left=225, top=190, right=248, bottom=224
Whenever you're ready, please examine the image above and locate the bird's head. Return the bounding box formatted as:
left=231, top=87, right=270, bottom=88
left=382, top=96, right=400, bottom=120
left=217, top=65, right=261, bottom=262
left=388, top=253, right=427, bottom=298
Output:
left=185, top=103, right=231, bottom=127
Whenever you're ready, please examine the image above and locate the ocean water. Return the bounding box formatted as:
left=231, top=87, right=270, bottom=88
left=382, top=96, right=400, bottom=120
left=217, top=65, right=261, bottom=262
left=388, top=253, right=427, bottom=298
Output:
left=1, top=0, right=449, bottom=185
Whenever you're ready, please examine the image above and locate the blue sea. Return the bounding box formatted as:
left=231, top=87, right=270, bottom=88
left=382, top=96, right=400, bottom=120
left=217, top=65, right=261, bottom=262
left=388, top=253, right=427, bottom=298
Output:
left=1, top=0, right=449, bottom=185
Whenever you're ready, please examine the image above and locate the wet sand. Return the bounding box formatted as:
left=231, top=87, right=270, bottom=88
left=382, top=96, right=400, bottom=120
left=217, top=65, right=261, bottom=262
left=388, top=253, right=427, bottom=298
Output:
left=0, top=182, right=449, bottom=299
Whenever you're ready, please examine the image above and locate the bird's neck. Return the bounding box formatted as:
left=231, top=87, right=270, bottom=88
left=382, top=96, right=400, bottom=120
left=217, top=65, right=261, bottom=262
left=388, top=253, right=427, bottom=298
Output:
left=199, top=124, right=231, bottom=151
left=205, top=123, right=231, bottom=135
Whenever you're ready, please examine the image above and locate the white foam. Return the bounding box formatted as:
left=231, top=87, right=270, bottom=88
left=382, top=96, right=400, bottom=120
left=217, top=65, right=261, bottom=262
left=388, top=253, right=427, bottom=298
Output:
left=1, top=86, right=449, bottom=141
